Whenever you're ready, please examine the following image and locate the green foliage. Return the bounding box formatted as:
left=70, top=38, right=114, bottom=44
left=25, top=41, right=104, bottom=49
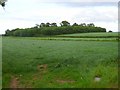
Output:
left=57, top=32, right=118, bottom=38
left=79, top=23, right=86, bottom=26
left=109, top=30, right=113, bottom=32
left=60, top=20, right=70, bottom=26
left=5, top=21, right=106, bottom=37
left=51, top=23, right=57, bottom=27
left=87, top=23, right=95, bottom=27
left=2, top=37, right=118, bottom=88
left=40, top=23, right=46, bottom=27
left=72, top=23, right=79, bottom=26
left=46, top=22, right=51, bottom=27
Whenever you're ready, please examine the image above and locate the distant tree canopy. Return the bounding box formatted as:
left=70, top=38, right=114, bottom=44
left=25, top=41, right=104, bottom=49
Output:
left=5, top=21, right=106, bottom=37
left=60, top=21, right=70, bottom=27
left=108, top=30, right=112, bottom=32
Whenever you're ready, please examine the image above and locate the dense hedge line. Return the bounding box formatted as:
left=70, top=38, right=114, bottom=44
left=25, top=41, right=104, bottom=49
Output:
left=5, top=24, right=106, bottom=37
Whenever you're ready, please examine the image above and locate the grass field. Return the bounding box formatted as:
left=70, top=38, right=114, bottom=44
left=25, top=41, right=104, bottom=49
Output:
left=0, top=36, right=2, bottom=89
left=57, top=32, right=119, bottom=38
left=58, top=32, right=118, bottom=36
left=2, top=32, right=118, bottom=88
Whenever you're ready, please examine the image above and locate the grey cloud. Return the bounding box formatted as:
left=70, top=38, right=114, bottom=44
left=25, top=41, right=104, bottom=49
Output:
left=54, top=2, right=118, bottom=7
left=73, top=15, right=117, bottom=23
left=35, top=0, right=119, bottom=3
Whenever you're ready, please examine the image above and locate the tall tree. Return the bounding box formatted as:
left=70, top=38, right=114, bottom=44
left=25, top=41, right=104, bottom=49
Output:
left=46, top=22, right=51, bottom=27
left=79, top=23, right=86, bottom=26
left=60, top=21, right=70, bottom=27
left=72, top=23, right=78, bottom=26
left=87, top=23, right=95, bottom=27
left=40, top=23, right=46, bottom=27
left=5, top=29, right=10, bottom=36
left=34, top=24, right=40, bottom=28
left=51, top=23, right=57, bottom=27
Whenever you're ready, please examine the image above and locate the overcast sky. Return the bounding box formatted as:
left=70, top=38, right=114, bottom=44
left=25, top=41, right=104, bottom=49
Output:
left=0, top=0, right=119, bottom=34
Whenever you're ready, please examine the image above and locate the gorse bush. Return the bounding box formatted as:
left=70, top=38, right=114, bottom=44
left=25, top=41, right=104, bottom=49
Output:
left=5, top=21, right=106, bottom=37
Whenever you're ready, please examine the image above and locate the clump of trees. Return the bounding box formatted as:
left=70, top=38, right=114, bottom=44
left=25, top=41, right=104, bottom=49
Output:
left=108, top=30, right=112, bottom=32
left=5, top=21, right=106, bottom=37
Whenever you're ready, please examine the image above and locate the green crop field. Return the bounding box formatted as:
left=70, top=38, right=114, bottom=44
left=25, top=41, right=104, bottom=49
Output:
left=57, top=32, right=119, bottom=38
left=58, top=32, right=118, bottom=37
left=2, top=32, right=118, bottom=88
left=0, top=36, right=2, bottom=89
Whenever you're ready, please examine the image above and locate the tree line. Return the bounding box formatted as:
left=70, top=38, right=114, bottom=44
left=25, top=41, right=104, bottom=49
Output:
left=5, top=21, right=106, bottom=37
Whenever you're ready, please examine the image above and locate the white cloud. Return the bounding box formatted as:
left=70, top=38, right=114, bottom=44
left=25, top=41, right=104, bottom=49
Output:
left=0, top=19, right=35, bottom=34
left=32, top=0, right=119, bottom=2
left=0, top=0, right=118, bottom=34
left=72, top=6, right=118, bottom=22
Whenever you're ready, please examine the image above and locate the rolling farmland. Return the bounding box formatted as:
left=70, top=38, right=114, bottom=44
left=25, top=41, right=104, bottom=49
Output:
left=2, top=32, right=118, bottom=88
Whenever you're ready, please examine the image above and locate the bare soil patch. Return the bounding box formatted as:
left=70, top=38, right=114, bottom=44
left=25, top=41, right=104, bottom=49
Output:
left=10, top=76, right=19, bottom=88
left=56, top=79, right=75, bottom=84
left=33, top=64, right=48, bottom=80
left=37, top=64, right=47, bottom=72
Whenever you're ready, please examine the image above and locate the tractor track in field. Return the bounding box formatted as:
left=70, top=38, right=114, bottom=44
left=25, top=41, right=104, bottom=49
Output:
left=33, top=64, right=48, bottom=81
left=56, top=79, right=75, bottom=84
left=10, top=76, right=19, bottom=88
